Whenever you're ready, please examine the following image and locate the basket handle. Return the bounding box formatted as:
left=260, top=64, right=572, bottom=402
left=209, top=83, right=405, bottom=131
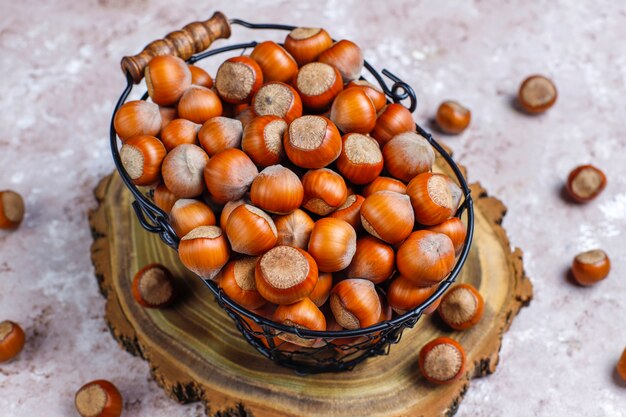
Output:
left=120, top=11, right=232, bottom=84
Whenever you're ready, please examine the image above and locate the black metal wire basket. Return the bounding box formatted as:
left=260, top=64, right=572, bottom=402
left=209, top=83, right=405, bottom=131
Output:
left=110, top=17, right=475, bottom=374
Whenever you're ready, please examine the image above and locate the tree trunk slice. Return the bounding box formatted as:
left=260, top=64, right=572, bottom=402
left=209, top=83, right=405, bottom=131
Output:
left=89, top=167, right=532, bottom=417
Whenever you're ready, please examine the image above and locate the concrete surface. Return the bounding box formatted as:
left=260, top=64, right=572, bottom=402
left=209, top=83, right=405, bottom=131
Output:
left=0, top=0, right=625, bottom=416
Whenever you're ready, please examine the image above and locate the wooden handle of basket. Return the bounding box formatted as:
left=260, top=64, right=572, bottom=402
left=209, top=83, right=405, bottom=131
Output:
left=121, top=11, right=232, bottom=84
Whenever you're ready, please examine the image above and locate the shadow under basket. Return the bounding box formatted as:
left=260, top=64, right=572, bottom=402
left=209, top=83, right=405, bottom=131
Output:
left=110, top=14, right=475, bottom=374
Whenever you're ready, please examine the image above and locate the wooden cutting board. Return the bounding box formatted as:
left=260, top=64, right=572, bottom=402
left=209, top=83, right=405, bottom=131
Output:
left=89, top=169, right=532, bottom=417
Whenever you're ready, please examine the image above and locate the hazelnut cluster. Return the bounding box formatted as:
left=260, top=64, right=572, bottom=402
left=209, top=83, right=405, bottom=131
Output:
left=113, top=26, right=467, bottom=349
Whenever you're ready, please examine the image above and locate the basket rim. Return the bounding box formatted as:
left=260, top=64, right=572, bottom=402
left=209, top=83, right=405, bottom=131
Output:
left=109, top=22, right=475, bottom=340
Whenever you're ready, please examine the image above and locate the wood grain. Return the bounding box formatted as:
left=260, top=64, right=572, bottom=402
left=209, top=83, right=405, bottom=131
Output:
left=89, top=170, right=532, bottom=417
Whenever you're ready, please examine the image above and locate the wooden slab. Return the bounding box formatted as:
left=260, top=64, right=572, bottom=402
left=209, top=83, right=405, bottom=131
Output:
left=89, top=172, right=532, bottom=417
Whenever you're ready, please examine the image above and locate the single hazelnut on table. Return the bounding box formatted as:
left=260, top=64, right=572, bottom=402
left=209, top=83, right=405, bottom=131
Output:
left=328, top=194, right=365, bottom=230
left=250, top=165, right=304, bottom=215
left=131, top=264, right=175, bottom=308
left=0, top=190, right=25, bottom=230
left=346, top=80, right=387, bottom=111
left=177, top=85, right=223, bottom=124
left=360, top=191, right=414, bottom=245
left=160, top=118, right=200, bottom=151
left=145, top=55, right=192, bottom=106
left=518, top=75, right=557, bottom=114
left=435, top=100, right=471, bottom=134
left=387, top=275, right=437, bottom=315
left=152, top=182, right=178, bottom=214
left=419, top=337, right=466, bottom=384
left=250, top=41, right=298, bottom=83
left=203, top=148, right=258, bottom=204
left=383, top=131, right=435, bottom=182
left=438, top=283, right=484, bottom=330
left=284, top=27, right=333, bottom=66
left=74, top=379, right=123, bottom=417
left=218, top=257, right=266, bottom=310
left=397, top=230, right=455, bottom=287
left=119, top=135, right=166, bottom=186
left=0, top=320, right=25, bottom=362
left=406, top=172, right=462, bottom=226
left=318, top=39, right=364, bottom=83
left=293, top=62, right=344, bottom=112
left=198, top=117, right=243, bottom=156
left=330, top=88, right=377, bottom=134
left=308, top=218, right=357, bottom=272
left=571, top=249, right=610, bottom=286
left=274, top=208, right=315, bottom=249
left=255, top=245, right=318, bottom=305
left=113, top=100, right=161, bottom=142
left=370, top=103, right=415, bottom=146
left=330, top=279, right=382, bottom=330
left=251, top=82, right=302, bottom=124
left=283, top=115, right=342, bottom=169
left=617, top=348, right=626, bottom=382
left=225, top=204, right=277, bottom=256
left=241, top=115, right=288, bottom=167
left=336, top=133, right=383, bottom=185
left=345, top=236, right=395, bottom=284
left=188, top=64, right=213, bottom=88
left=169, top=199, right=216, bottom=238
left=566, top=164, right=607, bottom=203
left=301, top=168, right=348, bottom=216
left=309, top=272, right=333, bottom=307
left=161, top=144, right=209, bottom=198
left=362, top=176, right=407, bottom=197
left=427, top=217, right=468, bottom=255
left=178, top=226, right=230, bottom=280
left=215, top=56, right=264, bottom=104
left=273, top=298, right=326, bottom=347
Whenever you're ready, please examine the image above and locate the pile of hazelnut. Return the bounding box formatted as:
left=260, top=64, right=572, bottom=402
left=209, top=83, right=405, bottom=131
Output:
left=113, top=27, right=468, bottom=348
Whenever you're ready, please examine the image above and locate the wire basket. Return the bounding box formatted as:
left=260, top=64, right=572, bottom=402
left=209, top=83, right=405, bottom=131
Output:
left=110, top=16, right=475, bottom=374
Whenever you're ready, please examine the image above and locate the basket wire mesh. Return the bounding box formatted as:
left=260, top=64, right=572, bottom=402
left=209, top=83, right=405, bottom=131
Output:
left=110, top=18, right=474, bottom=374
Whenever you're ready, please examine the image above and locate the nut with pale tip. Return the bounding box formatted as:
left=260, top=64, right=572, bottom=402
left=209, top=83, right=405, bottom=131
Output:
left=198, top=117, right=243, bottom=156
left=161, top=144, right=209, bottom=198
left=284, top=27, right=333, bottom=66
left=251, top=81, right=302, bottom=123
left=225, top=204, right=277, bottom=256
left=0, top=190, right=25, bottom=230
left=131, top=264, right=176, bottom=308
left=255, top=245, right=319, bottom=305
left=293, top=62, right=343, bottom=112
left=330, top=279, right=382, bottom=330
left=215, top=56, right=264, bottom=104
left=119, top=135, right=166, bottom=186
left=241, top=115, right=288, bottom=167
left=218, top=257, right=266, bottom=310
left=74, top=379, right=123, bottom=417
left=0, top=320, right=25, bottom=362
left=273, top=298, right=326, bottom=347
left=419, top=337, right=466, bottom=384
left=178, top=225, right=230, bottom=280
left=301, top=168, right=348, bottom=216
